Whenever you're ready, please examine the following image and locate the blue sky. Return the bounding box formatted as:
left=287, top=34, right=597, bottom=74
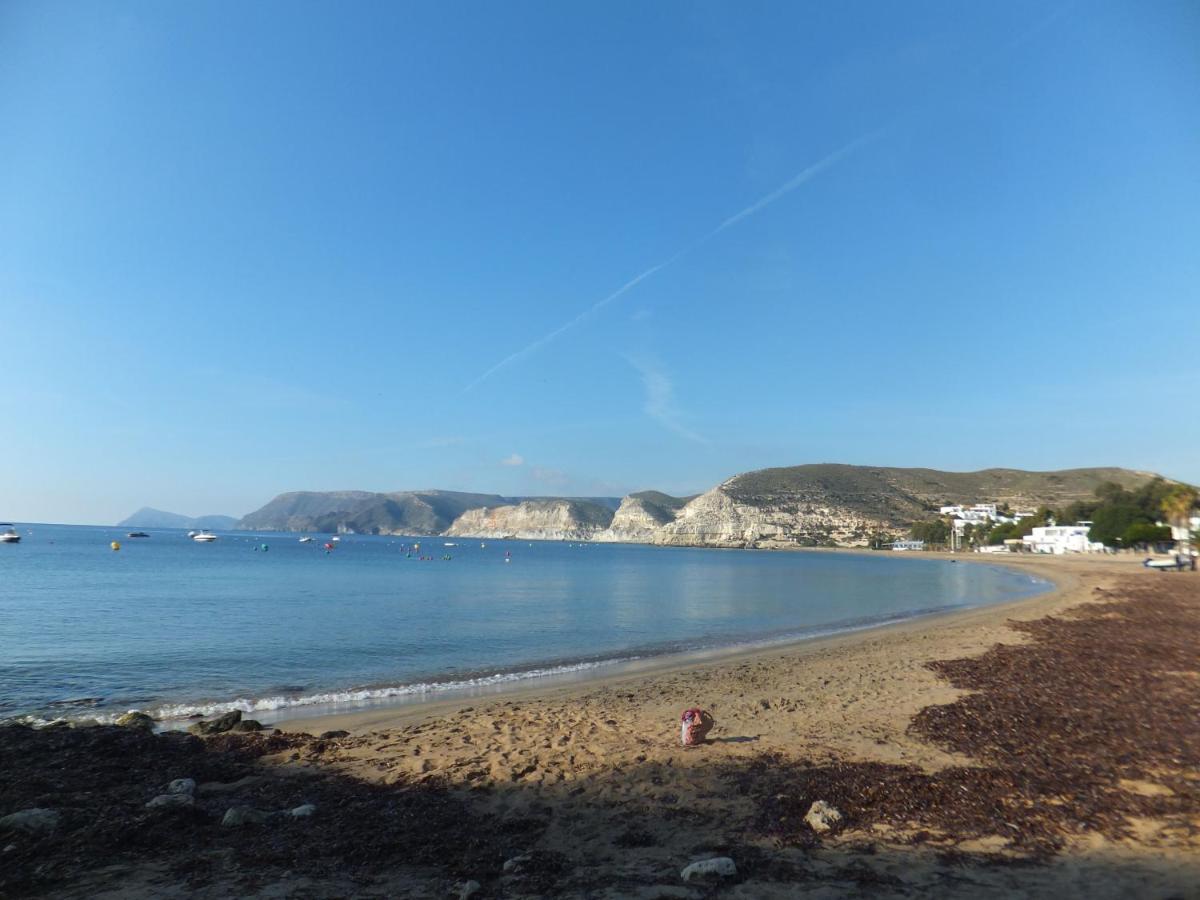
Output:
left=2, top=1, right=1197, bottom=524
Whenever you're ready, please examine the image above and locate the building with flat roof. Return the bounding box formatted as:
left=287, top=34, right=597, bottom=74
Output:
left=1022, top=524, right=1104, bottom=554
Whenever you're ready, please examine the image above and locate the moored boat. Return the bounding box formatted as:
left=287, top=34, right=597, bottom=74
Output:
left=0, top=524, right=20, bottom=543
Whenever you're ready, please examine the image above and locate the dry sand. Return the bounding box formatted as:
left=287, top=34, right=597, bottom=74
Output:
left=253, top=554, right=1194, bottom=898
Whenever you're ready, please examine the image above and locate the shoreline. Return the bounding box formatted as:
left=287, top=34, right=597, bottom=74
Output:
left=4, top=553, right=1194, bottom=897
left=273, top=550, right=1071, bottom=736
left=12, top=546, right=1055, bottom=730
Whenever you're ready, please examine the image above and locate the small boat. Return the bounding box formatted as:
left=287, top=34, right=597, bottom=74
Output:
left=330, top=536, right=341, bottom=542
left=192, top=531, right=218, bottom=542
left=0, top=524, right=20, bottom=543
left=127, top=531, right=150, bottom=538
left=298, top=537, right=314, bottom=543
left=1144, top=555, right=1191, bottom=571
left=444, top=542, right=457, bottom=547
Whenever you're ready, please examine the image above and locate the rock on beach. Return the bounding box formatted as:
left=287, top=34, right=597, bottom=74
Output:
left=804, top=800, right=843, bottom=833
left=145, top=793, right=194, bottom=810
left=188, top=710, right=243, bottom=736
left=680, top=856, right=737, bottom=881
left=114, top=712, right=156, bottom=732
left=0, top=809, right=60, bottom=834
left=221, top=806, right=272, bottom=827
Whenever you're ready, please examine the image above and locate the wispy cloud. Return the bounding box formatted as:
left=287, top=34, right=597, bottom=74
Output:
left=500, top=453, right=525, bottom=467
left=625, top=354, right=708, bottom=444
left=463, top=131, right=881, bottom=392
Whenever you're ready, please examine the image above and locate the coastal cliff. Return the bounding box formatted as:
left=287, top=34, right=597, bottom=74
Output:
left=594, top=491, right=692, bottom=542
left=443, top=499, right=615, bottom=541
left=648, top=483, right=886, bottom=548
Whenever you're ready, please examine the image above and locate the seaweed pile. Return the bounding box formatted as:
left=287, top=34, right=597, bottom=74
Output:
left=0, top=725, right=512, bottom=896
left=728, top=575, right=1199, bottom=856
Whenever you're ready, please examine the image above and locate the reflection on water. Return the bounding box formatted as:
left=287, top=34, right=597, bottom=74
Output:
left=0, top=525, right=1050, bottom=723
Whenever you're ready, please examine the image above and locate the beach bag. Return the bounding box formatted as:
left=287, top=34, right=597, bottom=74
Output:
left=680, top=707, right=714, bottom=746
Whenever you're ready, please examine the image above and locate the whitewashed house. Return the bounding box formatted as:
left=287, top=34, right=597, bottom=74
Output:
left=1022, top=523, right=1104, bottom=554
left=940, top=503, right=1005, bottom=523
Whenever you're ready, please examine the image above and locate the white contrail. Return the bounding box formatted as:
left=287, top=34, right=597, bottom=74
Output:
left=463, top=130, right=880, bottom=392
left=705, top=130, right=884, bottom=238
left=462, top=257, right=676, bottom=393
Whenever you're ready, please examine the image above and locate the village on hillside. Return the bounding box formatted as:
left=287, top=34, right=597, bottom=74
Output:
left=892, top=481, right=1198, bottom=561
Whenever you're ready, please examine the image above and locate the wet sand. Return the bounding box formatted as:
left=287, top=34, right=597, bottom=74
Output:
left=3, top=553, right=1197, bottom=898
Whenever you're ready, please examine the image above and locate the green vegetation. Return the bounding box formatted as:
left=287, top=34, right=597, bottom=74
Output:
left=1065, top=479, right=1180, bottom=548
left=909, top=519, right=949, bottom=544
left=1161, top=485, right=1199, bottom=555
left=1120, top=523, right=1173, bottom=548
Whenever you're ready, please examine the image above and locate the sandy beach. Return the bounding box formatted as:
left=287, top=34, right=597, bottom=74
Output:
left=3, top=553, right=1197, bottom=898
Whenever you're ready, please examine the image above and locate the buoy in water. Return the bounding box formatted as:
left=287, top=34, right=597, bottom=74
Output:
left=110, top=541, right=120, bottom=551
left=261, top=543, right=269, bottom=552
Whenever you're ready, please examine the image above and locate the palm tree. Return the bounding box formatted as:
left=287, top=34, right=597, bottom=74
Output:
left=1161, top=487, right=1198, bottom=557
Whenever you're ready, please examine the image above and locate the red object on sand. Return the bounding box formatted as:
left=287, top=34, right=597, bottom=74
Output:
left=680, top=707, right=714, bottom=745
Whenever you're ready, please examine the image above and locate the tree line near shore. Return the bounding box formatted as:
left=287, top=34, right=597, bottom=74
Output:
left=902, top=479, right=1197, bottom=551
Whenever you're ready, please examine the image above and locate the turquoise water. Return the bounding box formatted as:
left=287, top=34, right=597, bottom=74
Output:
left=0, top=524, right=1050, bottom=724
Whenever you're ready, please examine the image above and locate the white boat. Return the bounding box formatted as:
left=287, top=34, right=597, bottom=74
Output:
left=330, top=536, right=341, bottom=542
left=192, top=532, right=218, bottom=542
left=1144, top=555, right=1191, bottom=571
left=0, top=524, right=20, bottom=543
left=298, top=537, right=314, bottom=543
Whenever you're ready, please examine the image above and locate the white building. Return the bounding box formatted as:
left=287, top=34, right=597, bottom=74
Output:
left=940, top=503, right=1011, bottom=525
left=1022, top=524, right=1104, bottom=554
left=891, top=540, right=925, bottom=551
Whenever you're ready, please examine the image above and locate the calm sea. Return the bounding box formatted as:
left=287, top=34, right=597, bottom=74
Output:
left=0, top=524, right=1050, bottom=726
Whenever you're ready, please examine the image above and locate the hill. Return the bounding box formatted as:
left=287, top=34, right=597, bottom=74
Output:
left=117, top=508, right=238, bottom=530
left=655, top=464, right=1173, bottom=548
left=237, top=490, right=512, bottom=535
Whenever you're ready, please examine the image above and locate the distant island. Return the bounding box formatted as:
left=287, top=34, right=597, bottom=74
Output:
left=116, top=507, right=239, bottom=531
left=223, top=464, right=1178, bottom=549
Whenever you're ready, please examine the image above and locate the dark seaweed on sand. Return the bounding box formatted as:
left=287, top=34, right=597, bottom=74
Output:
left=726, top=576, right=1200, bottom=856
